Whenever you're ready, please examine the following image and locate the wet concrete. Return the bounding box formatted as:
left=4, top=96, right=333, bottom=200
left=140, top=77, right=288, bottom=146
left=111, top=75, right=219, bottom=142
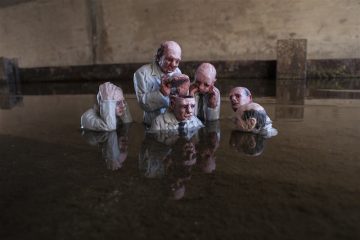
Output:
left=0, top=83, right=360, bottom=240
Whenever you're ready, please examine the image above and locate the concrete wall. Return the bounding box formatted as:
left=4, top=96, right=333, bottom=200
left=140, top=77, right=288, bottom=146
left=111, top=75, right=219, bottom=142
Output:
left=0, top=0, right=359, bottom=68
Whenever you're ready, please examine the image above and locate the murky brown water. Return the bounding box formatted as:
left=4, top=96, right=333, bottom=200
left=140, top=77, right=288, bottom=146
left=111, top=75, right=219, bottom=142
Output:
left=1, top=82, right=359, bottom=240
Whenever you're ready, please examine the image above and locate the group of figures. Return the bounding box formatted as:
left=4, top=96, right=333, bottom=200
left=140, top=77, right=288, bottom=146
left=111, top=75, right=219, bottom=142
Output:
left=80, top=40, right=278, bottom=199
left=80, top=40, right=277, bottom=136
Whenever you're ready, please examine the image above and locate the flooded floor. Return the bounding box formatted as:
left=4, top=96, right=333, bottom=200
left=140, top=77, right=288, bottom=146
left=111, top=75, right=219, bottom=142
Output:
left=0, top=82, right=359, bottom=240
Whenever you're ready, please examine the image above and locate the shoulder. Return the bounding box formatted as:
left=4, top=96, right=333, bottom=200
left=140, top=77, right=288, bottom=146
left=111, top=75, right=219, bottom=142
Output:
left=135, top=63, right=152, bottom=75
left=189, top=116, right=204, bottom=128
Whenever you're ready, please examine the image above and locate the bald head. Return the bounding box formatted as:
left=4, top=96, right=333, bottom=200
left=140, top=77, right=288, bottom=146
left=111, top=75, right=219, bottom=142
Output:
left=229, top=87, right=252, bottom=112
left=194, top=63, right=217, bottom=94
left=156, top=41, right=182, bottom=74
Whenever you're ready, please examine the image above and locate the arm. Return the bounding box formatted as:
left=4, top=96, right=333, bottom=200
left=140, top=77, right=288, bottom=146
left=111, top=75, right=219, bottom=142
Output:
left=133, top=70, right=170, bottom=112
left=205, top=87, right=221, bottom=121
left=119, top=100, right=133, bottom=123
left=80, top=101, right=118, bottom=131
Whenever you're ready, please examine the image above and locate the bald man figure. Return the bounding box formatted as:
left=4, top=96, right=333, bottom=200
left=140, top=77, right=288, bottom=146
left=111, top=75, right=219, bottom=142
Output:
left=229, top=87, right=277, bottom=137
left=134, top=41, right=182, bottom=126
left=189, top=63, right=221, bottom=122
left=229, top=86, right=252, bottom=112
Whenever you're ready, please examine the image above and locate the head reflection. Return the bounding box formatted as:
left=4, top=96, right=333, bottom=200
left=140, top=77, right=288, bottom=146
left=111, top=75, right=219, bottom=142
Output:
left=229, top=131, right=265, bottom=157
left=139, top=130, right=200, bottom=200
left=81, top=124, right=131, bottom=170
left=196, top=121, right=220, bottom=173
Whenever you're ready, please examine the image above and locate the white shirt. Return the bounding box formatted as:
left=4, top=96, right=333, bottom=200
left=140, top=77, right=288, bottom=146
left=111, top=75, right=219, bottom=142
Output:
left=149, top=111, right=204, bottom=132
left=80, top=100, right=132, bottom=131
left=133, top=62, right=181, bottom=125
left=194, top=87, right=221, bottom=121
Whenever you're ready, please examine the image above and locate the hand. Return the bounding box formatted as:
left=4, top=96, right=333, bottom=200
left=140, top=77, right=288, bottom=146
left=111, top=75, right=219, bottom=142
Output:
left=160, top=75, right=171, bottom=96
left=189, top=83, right=199, bottom=96
left=99, top=82, right=119, bottom=100
left=207, top=86, right=219, bottom=108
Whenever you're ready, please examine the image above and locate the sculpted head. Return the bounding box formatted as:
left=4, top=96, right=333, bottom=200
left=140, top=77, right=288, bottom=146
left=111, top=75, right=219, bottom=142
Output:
left=170, top=96, right=196, bottom=122
left=169, top=73, right=190, bottom=96
left=229, top=87, right=252, bottom=112
left=194, top=63, right=217, bottom=94
left=235, top=102, right=267, bottom=132
left=156, top=41, right=182, bottom=74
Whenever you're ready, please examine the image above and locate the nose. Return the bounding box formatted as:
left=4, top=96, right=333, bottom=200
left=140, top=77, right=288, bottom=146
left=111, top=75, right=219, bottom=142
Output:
left=186, top=105, right=193, bottom=114
left=230, top=95, right=236, bottom=102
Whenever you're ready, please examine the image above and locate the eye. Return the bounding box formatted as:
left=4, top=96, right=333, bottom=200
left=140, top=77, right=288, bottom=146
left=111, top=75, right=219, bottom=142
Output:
left=205, top=83, right=209, bottom=87
left=190, top=104, right=195, bottom=108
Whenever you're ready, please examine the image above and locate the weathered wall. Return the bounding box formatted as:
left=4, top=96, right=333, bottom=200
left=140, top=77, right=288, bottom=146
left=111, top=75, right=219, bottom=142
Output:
left=0, top=0, right=359, bottom=68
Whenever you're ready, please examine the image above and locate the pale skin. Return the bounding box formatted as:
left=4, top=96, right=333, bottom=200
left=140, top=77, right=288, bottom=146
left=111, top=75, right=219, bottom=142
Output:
left=189, top=63, right=219, bottom=108
left=99, top=82, right=126, bottom=117
left=229, top=87, right=253, bottom=112
left=158, top=41, right=182, bottom=96
left=235, top=102, right=265, bottom=131
left=171, top=96, right=196, bottom=122
left=168, top=73, right=190, bottom=96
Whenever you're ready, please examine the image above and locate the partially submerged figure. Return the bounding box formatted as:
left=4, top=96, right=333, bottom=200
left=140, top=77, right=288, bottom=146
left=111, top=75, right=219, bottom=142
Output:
left=81, top=82, right=132, bottom=131
left=190, top=63, right=220, bottom=121
left=133, top=40, right=182, bottom=126
left=229, top=86, right=277, bottom=137
left=149, top=95, right=204, bottom=132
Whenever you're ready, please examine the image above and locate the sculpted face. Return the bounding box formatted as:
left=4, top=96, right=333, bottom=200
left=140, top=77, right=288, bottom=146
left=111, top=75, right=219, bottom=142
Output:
left=195, top=63, right=216, bottom=94
left=159, top=42, right=182, bottom=74
left=114, top=89, right=125, bottom=117
left=173, top=97, right=196, bottom=121
left=229, top=87, right=252, bottom=112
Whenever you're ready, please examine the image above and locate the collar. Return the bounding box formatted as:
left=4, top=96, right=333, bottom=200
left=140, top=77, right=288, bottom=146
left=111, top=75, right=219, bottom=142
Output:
left=163, top=110, right=180, bottom=124
left=151, top=61, right=163, bottom=77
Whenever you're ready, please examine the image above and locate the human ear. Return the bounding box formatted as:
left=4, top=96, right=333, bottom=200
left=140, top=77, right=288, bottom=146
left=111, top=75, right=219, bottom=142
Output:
left=247, top=117, right=257, bottom=130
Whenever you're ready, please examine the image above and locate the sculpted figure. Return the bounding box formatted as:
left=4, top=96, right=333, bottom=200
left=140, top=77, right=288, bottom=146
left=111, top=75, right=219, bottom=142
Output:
left=149, top=95, right=204, bottom=132
left=133, top=40, right=182, bottom=126
left=229, top=87, right=277, bottom=137
left=81, top=82, right=132, bottom=131
left=189, top=63, right=220, bottom=121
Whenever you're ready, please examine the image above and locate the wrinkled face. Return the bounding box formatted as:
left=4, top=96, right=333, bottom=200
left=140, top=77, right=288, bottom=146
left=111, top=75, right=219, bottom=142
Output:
left=114, top=90, right=125, bottom=117
left=229, top=87, right=252, bottom=112
left=195, top=71, right=216, bottom=94
left=159, top=46, right=181, bottom=74
left=173, top=97, right=195, bottom=121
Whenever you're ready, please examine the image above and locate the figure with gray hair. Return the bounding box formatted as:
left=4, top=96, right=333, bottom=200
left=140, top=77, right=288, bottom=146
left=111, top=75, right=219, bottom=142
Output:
left=189, top=63, right=221, bottom=122
left=133, top=40, right=183, bottom=126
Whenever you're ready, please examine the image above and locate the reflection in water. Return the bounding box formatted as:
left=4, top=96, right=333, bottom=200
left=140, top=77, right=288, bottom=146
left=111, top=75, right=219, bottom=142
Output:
left=0, top=82, right=23, bottom=109
left=196, top=121, right=220, bottom=173
left=0, top=58, right=22, bottom=109
left=139, top=122, right=220, bottom=200
left=276, top=80, right=306, bottom=120
left=1, top=90, right=360, bottom=238
left=229, top=131, right=265, bottom=156
left=81, top=124, right=131, bottom=170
